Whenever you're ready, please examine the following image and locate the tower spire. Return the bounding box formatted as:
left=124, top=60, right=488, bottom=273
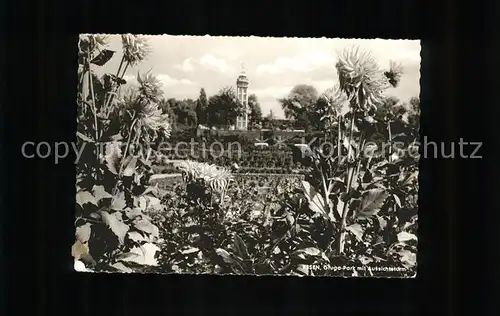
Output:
left=240, top=62, right=246, bottom=74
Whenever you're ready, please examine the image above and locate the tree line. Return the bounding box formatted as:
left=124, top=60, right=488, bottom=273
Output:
left=278, top=84, right=420, bottom=132
left=159, top=87, right=263, bottom=130
left=158, top=84, right=419, bottom=132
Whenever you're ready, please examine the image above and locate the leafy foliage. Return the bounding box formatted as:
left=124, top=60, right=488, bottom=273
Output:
left=75, top=35, right=167, bottom=272
left=206, top=87, right=244, bottom=128
left=248, top=94, right=263, bottom=125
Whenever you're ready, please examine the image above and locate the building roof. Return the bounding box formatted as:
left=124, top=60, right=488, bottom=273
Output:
left=236, top=63, right=249, bottom=84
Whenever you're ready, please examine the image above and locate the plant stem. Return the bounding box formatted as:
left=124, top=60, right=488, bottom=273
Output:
left=388, top=120, right=392, bottom=161
left=319, top=165, right=335, bottom=221
left=103, top=59, right=129, bottom=117
left=116, top=56, right=124, bottom=78
left=87, top=66, right=99, bottom=141
left=351, top=136, right=366, bottom=192
left=336, top=112, right=356, bottom=255
left=120, top=62, right=130, bottom=78
left=337, top=116, right=342, bottom=158
left=118, top=115, right=138, bottom=176
left=110, top=114, right=138, bottom=199
left=345, top=114, right=355, bottom=188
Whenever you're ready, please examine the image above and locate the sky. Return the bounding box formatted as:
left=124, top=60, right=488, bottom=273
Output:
left=93, top=35, right=421, bottom=119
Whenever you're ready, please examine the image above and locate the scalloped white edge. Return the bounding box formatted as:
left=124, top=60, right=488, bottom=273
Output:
left=79, top=34, right=420, bottom=41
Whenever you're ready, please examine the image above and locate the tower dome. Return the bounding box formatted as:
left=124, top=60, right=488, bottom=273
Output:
left=236, top=63, right=249, bottom=87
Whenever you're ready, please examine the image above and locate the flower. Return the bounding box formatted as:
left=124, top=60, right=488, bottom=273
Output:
left=175, top=160, right=233, bottom=194
left=123, top=72, right=171, bottom=140
left=137, top=71, right=163, bottom=104
left=79, top=34, right=109, bottom=56
left=319, top=85, right=348, bottom=124
left=121, top=34, right=150, bottom=66
left=135, top=103, right=171, bottom=139
left=336, top=46, right=387, bottom=112
left=384, top=60, right=404, bottom=88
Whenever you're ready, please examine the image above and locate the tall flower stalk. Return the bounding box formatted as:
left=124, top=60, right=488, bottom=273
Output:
left=78, top=35, right=108, bottom=141
left=332, top=46, right=403, bottom=254
left=110, top=71, right=171, bottom=199
left=103, top=34, right=151, bottom=114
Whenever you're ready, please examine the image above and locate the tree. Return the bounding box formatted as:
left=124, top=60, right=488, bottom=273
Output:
left=407, top=96, right=420, bottom=133
left=278, top=84, right=319, bottom=132
left=374, top=96, right=403, bottom=121
left=196, top=88, right=208, bottom=125
left=248, top=94, right=263, bottom=125
left=183, top=98, right=197, bottom=110
left=161, top=98, right=198, bottom=127
left=409, top=96, right=420, bottom=115
left=206, top=87, right=243, bottom=128
left=159, top=98, right=177, bottom=128
left=174, top=100, right=198, bottom=127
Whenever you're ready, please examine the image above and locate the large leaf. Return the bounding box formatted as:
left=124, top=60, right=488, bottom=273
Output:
left=356, top=189, right=389, bottom=218
left=92, top=185, right=113, bottom=203
left=294, top=247, right=321, bottom=257
left=74, top=260, right=91, bottom=272
left=397, top=231, right=417, bottom=242
left=76, top=191, right=97, bottom=207
left=397, top=249, right=417, bottom=269
left=71, top=240, right=89, bottom=260
left=301, top=181, right=329, bottom=217
left=75, top=223, right=92, bottom=243
left=125, top=208, right=143, bottom=219
left=90, top=49, right=115, bottom=66
left=110, top=262, right=133, bottom=273
left=127, top=231, right=147, bottom=243
left=215, top=248, right=245, bottom=272
left=295, top=264, right=311, bottom=276
left=133, top=196, right=148, bottom=211
left=100, top=211, right=129, bottom=244
left=346, top=223, right=364, bottom=242
left=103, top=142, right=122, bottom=175
left=116, top=252, right=143, bottom=261
left=401, top=171, right=419, bottom=187
left=336, top=199, right=345, bottom=219
left=122, top=157, right=137, bottom=177
left=215, top=248, right=234, bottom=264
left=233, top=234, right=249, bottom=259
left=146, top=196, right=162, bottom=211
left=76, top=131, right=94, bottom=143
left=133, top=217, right=159, bottom=239
left=119, top=243, right=160, bottom=266
left=393, top=194, right=402, bottom=208
left=358, top=255, right=373, bottom=265
left=180, top=247, right=200, bottom=255
left=110, top=191, right=127, bottom=211
left=375, top=215, right=388, bottom=230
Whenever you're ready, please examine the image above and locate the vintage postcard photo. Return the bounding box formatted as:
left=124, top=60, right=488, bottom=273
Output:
left=74, top=34, right=420, bottom=277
